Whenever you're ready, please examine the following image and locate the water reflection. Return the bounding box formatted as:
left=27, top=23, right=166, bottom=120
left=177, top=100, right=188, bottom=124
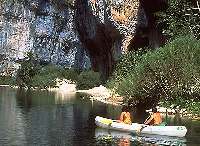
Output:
left=95, top=128, right=187, bottom=146
left=0, top=87, right=109, bottom=145
left=0, top=87, right=200, bottom=146
left=118, top=138, right=130, bottom=146
left=55, top=91, right=76, bottom=104
left=0, top=87, right=26, bottom=145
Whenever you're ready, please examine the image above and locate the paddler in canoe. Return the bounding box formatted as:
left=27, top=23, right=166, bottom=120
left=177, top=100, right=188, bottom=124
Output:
left=137, top=107, right=163, bottom=133
left=118, top=106, right=163, bottom=125
left=144, top=107, right=163, bottom=125
left=118, top=106, right=163, bottom=126
left=118, top=105, right=144, bottom=134
left=118, top=105, right=132, bottom=125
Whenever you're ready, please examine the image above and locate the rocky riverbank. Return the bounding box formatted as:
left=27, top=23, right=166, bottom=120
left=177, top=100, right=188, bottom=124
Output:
left=26, top=79, right=200, bottom=120
left=1, top=81, right=199, bottom=120
left=75, top=85, right=200, bottom=120
left=76, top=85, right=123, bottom=106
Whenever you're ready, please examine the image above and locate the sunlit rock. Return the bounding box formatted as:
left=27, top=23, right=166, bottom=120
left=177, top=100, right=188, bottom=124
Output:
left=0, top=0, right=90, bottom=75
left=88, top=0, right=139, bottom=52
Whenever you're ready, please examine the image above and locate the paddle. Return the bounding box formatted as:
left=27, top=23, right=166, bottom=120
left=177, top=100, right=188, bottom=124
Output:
left=135, top=115, right=150, bottom=134
left=138, top=125, right=148, bottom=133
left=130, top=124, right=148, bottom=136
left=144, top=115, right=151, bottom=124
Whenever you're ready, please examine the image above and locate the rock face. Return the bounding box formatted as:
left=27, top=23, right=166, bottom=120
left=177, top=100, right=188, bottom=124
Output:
left=128, top=0, right=168, bottom=51
left=0, top=0, right=90, bottom=76
left=75, top=0, right=167, bottom=78
left=0, top=0, right=168, bottom=78
left=75, top=0, right=140, bottom=79
left=75, top=0, right=120, bottom=79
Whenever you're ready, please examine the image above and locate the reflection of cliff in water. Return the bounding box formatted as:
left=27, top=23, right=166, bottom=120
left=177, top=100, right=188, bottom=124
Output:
left=72, top=96, right=110, bottom=145
left=14, top=88, right=77, bottom=145
left=0, top=87, right=26, bottom=145
left=16, top=89, right=33, bottom=111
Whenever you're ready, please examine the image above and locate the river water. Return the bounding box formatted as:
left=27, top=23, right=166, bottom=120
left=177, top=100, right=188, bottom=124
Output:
left=0, top=87, right=199, bottom=146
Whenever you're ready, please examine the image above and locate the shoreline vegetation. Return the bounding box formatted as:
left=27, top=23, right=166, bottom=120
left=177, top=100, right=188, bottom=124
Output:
left=1, top=37, right=200, bottom=122
left=1, top=36, right=200, bottom=121
left=0, top=0, right=200, bottom=122
left=1, top=82, right=199, bottom=121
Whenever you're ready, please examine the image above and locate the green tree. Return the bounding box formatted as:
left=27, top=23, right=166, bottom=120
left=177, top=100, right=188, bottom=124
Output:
left=16, top=52, right=39, bottom=88
left=157, top=0, right=200, bottom=39
left=108, top=36, right=200, bottom=110
left=76, top=70, right=102, bottom=90
left=61, top=68, right=80, bottom=82
left=30, top=64, right=62, bottom=89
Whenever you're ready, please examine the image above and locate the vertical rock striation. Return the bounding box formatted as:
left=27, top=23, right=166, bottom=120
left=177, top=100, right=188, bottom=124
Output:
left=75, top=0, right=140, bottom=79
left=75, top=0, right=122, bottom=79
left=128, top=0, right=168, bottom=51
left=0, top=0, right=168, bottom=79
left=0, top=0, right=89, bottom=76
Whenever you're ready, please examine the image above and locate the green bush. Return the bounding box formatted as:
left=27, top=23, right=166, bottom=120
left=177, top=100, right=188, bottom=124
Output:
left=108, top=36, right=200, bottom=109
left=16, top=52, right=40, bottom=88
left=76, top=70, right=102, bottom=90
left=107, top=50, right=142, bottom=91
left=30, top=64, right=62, bottom=89
left=156, top=0, right=200, bottom=39
left=61, top=68, right=80, bottom=82
left=16, top=56, right=81, bottom=89
left=0, top=76, right=16, bottom=85
left=160, top=97, right=200, bottom=115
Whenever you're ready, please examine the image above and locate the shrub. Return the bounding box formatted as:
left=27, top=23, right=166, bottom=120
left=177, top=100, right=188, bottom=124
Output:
left=30, top=64, right=62, bottom=89
left=16, top=57, right=81, bottom=89
left=109, top=36, right=200, bottom=109
left=16, top=52, right=40, bottom=88
left=107, top=50, right=142, bottom=92
left=76, top=70, right=102, bottom=90
left=156, top=0, right=200, bottom=39
left=0, top=76, right=16, bottom=85
left=61, top=68, right=80, bottom=82
left=160, top=97, right=200, bottom=115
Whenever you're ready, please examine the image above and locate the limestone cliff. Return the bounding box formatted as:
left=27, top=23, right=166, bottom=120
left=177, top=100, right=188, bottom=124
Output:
left=0, top=0, right=168, bottom=79
left=128, top=0, right=168, bottom=51
left=75, top=0, right=123, bottom=79
left=75, top=0, right=167, bottom=78
left=0, top=0, right=89, bottom=76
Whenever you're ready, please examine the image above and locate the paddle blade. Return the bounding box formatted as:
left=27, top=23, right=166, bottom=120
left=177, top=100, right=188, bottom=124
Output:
left=100, top=118, right=113, bottom=125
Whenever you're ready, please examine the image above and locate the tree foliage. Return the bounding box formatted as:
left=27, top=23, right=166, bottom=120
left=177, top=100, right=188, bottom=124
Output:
left=76, top=70, right=102, bottom=90
left=108, top=36, right=200, bottom=110
left=157, top=0, right=200, bottom=39
left=160, top=97, right=200, bottom=115
left=16, top=52, right=40, bottom=88
left=0, top=75, right=15, bottom=85
left=30, top=65, right=62, bottom=89
left=61, top=68, right=80, bottom=82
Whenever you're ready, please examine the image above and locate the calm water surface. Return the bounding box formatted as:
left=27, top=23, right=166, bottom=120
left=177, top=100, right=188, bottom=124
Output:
left=0, top=87, right=199, bottom=146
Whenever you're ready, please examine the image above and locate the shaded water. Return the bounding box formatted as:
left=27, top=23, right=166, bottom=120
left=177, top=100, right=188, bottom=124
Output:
left=0, top=87, right=199, bottom=146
